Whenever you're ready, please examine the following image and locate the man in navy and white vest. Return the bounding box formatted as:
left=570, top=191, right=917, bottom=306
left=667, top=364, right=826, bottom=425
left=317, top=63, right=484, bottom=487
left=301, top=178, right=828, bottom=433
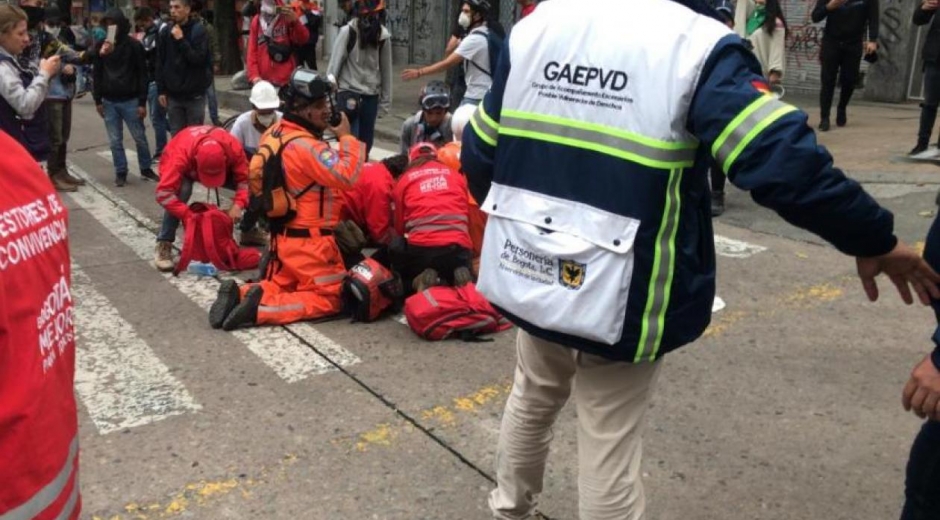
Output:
left=462, top=0, right=940, bottom=518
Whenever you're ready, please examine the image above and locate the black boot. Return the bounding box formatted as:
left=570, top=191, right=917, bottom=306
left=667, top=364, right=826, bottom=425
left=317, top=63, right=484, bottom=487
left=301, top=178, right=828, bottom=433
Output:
left=914, top=104, right=939, bottom=155
left=209, top=279, right=240, bottom=329
left=818, top=118, right=830, bottom=132
left=836, top=106, right=847, bottom=127
left=711, top=190, right=725, bottom=217
left=222, top=285, right=263, bottom=331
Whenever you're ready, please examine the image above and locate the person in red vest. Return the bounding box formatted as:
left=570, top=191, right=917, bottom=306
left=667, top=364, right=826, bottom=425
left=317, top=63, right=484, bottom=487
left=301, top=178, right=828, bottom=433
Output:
left=154, top=126, right=254, bottom=272
left=391, top=142, right=474, bottom=293
left=517, top=0, right=538, bottom=18
left=341, top=153, right=408, bottom=253
left=0, top=130, right=81, bottom=520
left=246, top=0, right=309, bottom=87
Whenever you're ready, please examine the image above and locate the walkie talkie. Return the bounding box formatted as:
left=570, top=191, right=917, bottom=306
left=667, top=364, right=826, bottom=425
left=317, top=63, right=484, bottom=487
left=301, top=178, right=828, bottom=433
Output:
left=327, top=74, right=342, bottom=126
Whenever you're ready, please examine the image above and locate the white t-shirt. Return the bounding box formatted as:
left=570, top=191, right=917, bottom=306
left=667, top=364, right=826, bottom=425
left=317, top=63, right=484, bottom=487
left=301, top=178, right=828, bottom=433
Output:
left=455, top=27, right=492, bottom=102
left=229, top=111, right=282, bottom=157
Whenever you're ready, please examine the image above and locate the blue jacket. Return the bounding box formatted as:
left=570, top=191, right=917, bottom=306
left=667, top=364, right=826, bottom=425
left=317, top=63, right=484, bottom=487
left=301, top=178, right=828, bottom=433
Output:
left=462, top=0, right=896, bottom=363
left=923, top=214, right=940, bottom=370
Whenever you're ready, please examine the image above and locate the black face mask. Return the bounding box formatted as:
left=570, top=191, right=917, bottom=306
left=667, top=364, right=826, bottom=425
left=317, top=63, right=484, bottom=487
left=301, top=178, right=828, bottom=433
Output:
left=23, top=5, right=45, bottom=29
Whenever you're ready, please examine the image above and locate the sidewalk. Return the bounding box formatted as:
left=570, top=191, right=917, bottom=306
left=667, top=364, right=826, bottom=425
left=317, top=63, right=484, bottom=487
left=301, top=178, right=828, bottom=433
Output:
left=215, top=60, right=437, bottom=147
left=216, top=65, right=940, bottom=183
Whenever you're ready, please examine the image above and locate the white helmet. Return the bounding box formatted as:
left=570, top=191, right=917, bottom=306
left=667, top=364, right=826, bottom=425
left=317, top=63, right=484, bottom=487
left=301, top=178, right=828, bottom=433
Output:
left=249, top=80, right=281, bottom=110
left=451, top=104, right=476, bottom=143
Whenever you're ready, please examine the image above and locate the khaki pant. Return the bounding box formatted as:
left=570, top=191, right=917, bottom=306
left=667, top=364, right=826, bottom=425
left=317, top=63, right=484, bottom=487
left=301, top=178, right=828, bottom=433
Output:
left=489, top=330, right=663, bottom=520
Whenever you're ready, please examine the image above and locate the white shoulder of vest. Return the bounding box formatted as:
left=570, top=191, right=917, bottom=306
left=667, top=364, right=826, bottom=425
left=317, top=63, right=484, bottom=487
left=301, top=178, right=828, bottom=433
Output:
left=503, top=0, right=732, bottom=145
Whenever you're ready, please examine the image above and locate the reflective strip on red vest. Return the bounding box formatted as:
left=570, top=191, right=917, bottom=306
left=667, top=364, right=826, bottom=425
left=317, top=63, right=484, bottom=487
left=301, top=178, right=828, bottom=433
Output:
left=1, top=436, right=79, bottom=520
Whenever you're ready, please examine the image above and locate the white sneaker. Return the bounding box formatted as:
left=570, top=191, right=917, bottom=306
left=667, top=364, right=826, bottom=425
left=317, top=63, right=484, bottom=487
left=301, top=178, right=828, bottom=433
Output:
left=911, top=148, right=940, bottom=161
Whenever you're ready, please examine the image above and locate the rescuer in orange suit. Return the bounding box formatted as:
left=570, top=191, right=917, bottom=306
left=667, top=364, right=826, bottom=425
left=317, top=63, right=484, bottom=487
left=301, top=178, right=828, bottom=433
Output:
left=209, top=69, right=366, bottom=330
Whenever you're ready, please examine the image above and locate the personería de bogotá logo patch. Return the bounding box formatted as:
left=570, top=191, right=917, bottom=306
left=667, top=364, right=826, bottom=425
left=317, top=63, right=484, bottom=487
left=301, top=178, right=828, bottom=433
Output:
left=558, top=259, right=586, bottom=290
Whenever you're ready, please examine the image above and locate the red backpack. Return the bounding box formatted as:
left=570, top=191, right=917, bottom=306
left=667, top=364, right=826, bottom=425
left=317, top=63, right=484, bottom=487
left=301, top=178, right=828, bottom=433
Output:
left=404, top=283, right=512, bottom=341
left=173, top=202, right=261, bottom=275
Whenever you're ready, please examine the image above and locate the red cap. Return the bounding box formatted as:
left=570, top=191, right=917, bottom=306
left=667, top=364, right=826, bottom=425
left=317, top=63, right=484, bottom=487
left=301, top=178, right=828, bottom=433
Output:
left=408, top=142, right=437, bottom=162
left=195, top=140, right=227, bottom=188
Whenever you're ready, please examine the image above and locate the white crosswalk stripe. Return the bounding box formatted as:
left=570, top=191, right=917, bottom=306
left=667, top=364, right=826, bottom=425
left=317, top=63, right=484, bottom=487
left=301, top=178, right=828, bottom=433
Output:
left=67, top=160, right=361, bottom=384
left=72, top=264, right=201, bottom=435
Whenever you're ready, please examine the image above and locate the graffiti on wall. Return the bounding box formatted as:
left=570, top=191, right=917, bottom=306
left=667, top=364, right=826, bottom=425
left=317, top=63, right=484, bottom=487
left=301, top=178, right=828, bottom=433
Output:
left=876, top=3, right=905, bottom=77
left=412, top=0, right=440, bottom=63
left=784, top=0, right=823, bottom=70
left=387, top=0, right=411, bottom=48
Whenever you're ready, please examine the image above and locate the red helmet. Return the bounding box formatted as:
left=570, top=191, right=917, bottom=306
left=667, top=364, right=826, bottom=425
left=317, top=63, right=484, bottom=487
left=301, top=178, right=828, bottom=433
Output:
left=408, top=142, right=438, bottom=162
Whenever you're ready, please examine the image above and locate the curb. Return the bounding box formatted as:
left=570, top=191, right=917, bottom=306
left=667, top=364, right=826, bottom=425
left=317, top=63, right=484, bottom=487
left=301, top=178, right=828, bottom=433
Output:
left=218, top=86, right=409, bottom=149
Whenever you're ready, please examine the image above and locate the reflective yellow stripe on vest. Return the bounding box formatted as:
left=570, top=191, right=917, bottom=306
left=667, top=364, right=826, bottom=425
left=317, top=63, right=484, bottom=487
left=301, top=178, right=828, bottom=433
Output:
left=635, top=168, right=683, bottom=363
left=712, top=95, right=797, bottom=174
left=1, top=436, right=79, bottom=520
left=499, top=110, right=697, bottom=170
left=470, top=105, right=500, bottom=146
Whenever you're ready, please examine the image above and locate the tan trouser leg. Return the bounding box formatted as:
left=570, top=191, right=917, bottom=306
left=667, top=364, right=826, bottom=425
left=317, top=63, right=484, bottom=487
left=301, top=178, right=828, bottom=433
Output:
left=489, top=329, right=662, bottom=520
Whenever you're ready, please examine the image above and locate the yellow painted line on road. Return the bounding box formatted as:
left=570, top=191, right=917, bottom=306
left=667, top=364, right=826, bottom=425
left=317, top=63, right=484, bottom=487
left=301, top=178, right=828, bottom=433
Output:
left=705, top=277, right=854, bottom=339
left=91, top=454, right=299, bottom=519
left=343, top=382, right=512, bottom=453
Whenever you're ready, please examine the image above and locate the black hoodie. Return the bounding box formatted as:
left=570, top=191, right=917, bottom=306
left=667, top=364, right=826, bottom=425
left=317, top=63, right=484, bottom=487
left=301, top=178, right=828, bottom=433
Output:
left=93, top=9, right=148, bottom=106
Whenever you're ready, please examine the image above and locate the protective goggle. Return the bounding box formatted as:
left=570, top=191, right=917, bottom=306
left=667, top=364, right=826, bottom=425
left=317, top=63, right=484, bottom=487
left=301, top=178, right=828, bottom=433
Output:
left=289, top=69, right=332, bottom=101
left=421, top=94, right=450, bottom=111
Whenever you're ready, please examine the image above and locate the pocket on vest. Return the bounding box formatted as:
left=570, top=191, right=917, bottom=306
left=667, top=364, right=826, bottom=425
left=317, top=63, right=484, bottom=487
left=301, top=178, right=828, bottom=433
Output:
left=476, top=186, right=640, bottom=345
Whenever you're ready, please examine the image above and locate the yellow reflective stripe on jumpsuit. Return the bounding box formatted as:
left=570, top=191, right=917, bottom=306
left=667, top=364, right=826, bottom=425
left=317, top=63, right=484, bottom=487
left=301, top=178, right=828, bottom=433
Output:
left=712, top=95, right=797, bottom=173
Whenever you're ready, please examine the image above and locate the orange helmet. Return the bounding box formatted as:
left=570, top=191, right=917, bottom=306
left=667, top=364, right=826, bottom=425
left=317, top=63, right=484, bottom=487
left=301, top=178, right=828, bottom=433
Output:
left=437, top=141, right=462, bottom=171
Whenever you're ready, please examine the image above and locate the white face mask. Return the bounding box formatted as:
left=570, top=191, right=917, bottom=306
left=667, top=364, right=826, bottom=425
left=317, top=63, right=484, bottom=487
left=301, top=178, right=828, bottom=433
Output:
left=256, top=112, right=277, bottom=127
left=46, top=26, right=60, bottom=38
left=458, top=12, right=471, bottom=29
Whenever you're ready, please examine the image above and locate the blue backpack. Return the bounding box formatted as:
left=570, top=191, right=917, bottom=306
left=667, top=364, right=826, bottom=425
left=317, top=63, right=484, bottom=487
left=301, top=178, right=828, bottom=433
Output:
left=466, top=27, right=503, bottom=77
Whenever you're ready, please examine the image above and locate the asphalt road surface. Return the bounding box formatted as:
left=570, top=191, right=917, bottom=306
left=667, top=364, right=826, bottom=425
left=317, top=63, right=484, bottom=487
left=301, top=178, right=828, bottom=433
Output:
left=59, top=96, right=939, bottom=520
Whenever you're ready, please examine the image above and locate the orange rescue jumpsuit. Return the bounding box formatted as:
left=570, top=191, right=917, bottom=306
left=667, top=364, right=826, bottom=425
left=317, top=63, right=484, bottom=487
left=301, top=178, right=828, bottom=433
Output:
left=242, top=119, right=365, bottom=325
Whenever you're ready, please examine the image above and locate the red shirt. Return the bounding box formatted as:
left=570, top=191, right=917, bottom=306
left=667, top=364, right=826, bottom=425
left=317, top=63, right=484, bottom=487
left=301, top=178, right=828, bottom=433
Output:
left=0, top=131, right=81, bottom=520
left=521, top=3, right=537, bottom=18
left=155, top=126, right=250, bottom=220
left=393, top=159, right=472, bottom=250
left=342, top=162, right=395, bottom=245
left=246, top=14, right=310, bottom=87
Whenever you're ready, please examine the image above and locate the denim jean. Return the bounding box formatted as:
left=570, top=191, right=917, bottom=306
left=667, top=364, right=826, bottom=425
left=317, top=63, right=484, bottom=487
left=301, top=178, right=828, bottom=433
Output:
left=206, top=82, right=219, bottom=124
left=147, top=82, right=169, bottom=157
left=156, top=175, right=257, bottom=243
left=103, top=98, right=152, bottom=179
left=349, top=94, right=379, bottom=156
left=167, top=95, right=206, bottom=136
left=901, top=420, right=940, bottom=520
